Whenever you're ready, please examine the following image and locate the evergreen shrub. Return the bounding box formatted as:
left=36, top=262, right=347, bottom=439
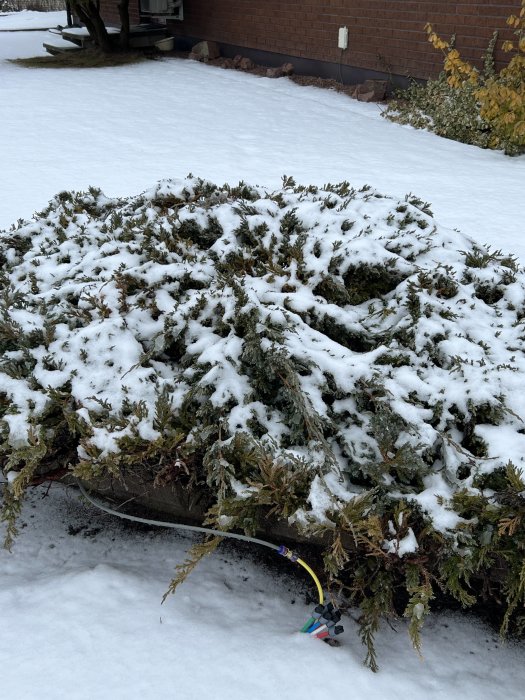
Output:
left=1, top=176, right=525, bottom=668
left=384, top=1, right=525, bottom=155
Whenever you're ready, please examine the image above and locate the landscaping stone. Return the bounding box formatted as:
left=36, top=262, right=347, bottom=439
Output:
left=266, top=66, right=284, bottom=78
left=352, top=79, right=388, bottom=102
left=239, top=57, right=254, bottom=71
left=189, top=40, right=221, bottom=62
left=266, top=62, right=295, bottom=78
left=357, top=89, right=376, bottom=102
left=212, top=57, right=234, bottom=69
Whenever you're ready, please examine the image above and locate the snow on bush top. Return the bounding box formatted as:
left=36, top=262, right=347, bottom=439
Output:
left=1, top=175, right=525, bottom=536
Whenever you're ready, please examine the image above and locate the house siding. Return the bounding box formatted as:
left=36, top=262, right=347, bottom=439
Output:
left=102, top=2, right=141, bottom=26
left=100, top=1, right=516, bottom=81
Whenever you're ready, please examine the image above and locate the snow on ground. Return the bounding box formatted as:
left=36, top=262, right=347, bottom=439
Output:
left=0, top=16, right=524, bottom=260
left=1, top=16, right=525, bottom=699
left=0, top=9, right=65, bottom=30
left=1, top=484, right=524, bottom=700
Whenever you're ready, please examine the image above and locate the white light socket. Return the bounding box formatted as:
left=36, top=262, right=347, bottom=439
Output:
left=338, top=26, right=348, bottom=50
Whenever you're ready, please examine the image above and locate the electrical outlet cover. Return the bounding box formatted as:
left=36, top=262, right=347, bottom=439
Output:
left=338, top=26, right=348, bottom=50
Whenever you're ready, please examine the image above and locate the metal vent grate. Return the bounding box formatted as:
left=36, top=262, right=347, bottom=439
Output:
left=140, top=0, right=183, bottom=19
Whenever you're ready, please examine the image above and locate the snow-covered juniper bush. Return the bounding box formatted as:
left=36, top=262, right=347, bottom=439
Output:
left=1, top=176, right=525, bottom=668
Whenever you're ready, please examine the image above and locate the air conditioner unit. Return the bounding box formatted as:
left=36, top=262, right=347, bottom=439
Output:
left=140, top=0, right=183, bottom=19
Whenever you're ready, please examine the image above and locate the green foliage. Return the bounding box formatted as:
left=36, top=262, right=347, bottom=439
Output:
left=404, top=563, right=434, bottom=656
left=384, top=72, right=493, bottom=150
left=384, top=11, right=525, bottom=155
left=162, top=536, right=223, bottom=602
left=0, top=487, right=22, bottom=552
left=1, top=175, right=525, bottom=668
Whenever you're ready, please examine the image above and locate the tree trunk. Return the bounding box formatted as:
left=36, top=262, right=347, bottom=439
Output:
left=118, top=0, right=131, bottom=51
left=70, top=0, right=113, bottom=53
left=65, top=1, right=73, bottom=28
left=73, top=4, right=97, bottom=43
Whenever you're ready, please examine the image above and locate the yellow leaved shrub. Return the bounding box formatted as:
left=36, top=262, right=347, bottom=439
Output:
left=425, top=4, right=525, bottom=154
left=384, top=3, right=525, bottom=155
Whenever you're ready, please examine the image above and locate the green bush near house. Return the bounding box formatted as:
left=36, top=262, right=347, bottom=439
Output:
left=383, top=3, right=525, bottom=156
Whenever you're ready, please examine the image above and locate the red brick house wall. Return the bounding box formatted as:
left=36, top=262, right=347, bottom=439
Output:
left=100, top=1, right=516, bottom=81
left=101, top=2, right=140, bottom=26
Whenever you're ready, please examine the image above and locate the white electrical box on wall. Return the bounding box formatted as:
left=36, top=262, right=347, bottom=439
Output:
left=338, top=26, right=348, bottom=50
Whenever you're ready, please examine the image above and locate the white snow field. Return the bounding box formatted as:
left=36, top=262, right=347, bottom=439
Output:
left=1, top=12, right=525, bottom=260
left=1, top=12, right=525, bottom=700
left=2, top=484, right=525, bottom=700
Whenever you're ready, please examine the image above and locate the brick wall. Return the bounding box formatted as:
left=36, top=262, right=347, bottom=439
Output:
left=101, top=1, right=141, bottom=27
left=99, top=1, right=516, bottom=80
left=170, top=0, right=516, bottom=79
